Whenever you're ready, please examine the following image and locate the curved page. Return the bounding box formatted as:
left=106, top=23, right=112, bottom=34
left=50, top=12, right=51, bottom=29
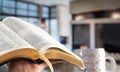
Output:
left=0, top=22, right=39, bottom=65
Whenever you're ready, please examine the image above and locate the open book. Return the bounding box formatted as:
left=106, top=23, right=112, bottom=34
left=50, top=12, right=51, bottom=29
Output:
left=0, top=17, right=85, bottom=72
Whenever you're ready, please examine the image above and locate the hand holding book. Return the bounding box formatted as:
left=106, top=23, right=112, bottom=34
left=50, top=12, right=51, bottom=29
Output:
left=9, top=59, right=62, bottom=72
left=0, top=17, right=85, bottom=72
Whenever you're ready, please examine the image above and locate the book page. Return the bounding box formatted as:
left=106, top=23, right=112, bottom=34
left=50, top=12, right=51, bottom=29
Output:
left=3, top=17, right=74, bottom=55
left=0, top=22, right=34, bottom=55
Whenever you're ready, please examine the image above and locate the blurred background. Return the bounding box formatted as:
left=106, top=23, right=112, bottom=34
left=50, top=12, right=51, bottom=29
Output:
left=0, top=0, right=120, bottom=72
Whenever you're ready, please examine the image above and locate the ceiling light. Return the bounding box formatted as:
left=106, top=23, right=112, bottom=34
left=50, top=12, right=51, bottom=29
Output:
left=111, top=12, right=120, bottom=19
left=75, top=15, right=84, bottom=21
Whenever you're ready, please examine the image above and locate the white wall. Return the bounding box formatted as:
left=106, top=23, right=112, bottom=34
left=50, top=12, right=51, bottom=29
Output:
left=57, top=4, right=72, bottom=50
left=57, top=4, right=70, bottom=36
left=70, top=0, right=120, bottom=14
